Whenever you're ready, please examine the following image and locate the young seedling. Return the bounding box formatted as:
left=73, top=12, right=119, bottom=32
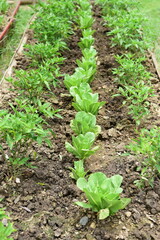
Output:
left=70, top=111, right=101, bottom=136
left=72, top=91, right=105, bottom=115
left=76, top=172, right=131, bottom=220
left=69, top=160, right=88, bottom=180
left=65, top=132, right=99, bottom=160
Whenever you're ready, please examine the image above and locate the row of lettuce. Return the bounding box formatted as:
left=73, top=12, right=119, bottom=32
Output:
left=96, top=0, right=160, bottom=188
left=64, top=0, right=131, bottom=220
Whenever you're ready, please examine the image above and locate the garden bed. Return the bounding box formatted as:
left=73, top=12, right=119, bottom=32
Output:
left=0, top=2, right=160, bottom=240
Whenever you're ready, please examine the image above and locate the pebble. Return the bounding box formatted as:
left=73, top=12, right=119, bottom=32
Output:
left=54, top=229, right=62, bottom=237
left=79, top=216, right=89, bottom=226
left=90, top=222, right=96, bottom=229
left=125, top=211, right=132, bottom=218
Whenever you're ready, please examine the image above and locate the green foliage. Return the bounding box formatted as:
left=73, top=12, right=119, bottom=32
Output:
left=72, top=89, right=105, bottom=115
left=65, top=132, right=99, bottom=160
left=97, top=0, right=149, bottom=52
left=0, top=16, right=4, bottom=27
left=127, top=128, right=160, bottom=187
left=107, top=9, right=147, bottom=52
left=113, top=54, right=151, bottom=85
left=24, top=42, right=66, bottom=66
left=7, top=60, right=62, bottom=100
left=70, top=111, right=101, bottom=136
left=15, top=98, right=62, bottom=120
left=0, top=200, right=16, bottom=240
left=78, top=35, right=94, bottom=49
left=0, top=0, right=8, bottom=14
left=69, top=160, right=88, bottom=180
left=0, top=109, right=51, bottom=173
left=76, top=172, right=131, bottom=219
left=117, top=81, right=153, bottom=125
left=32, top=0, right=75, bottom=44
left=64, top=67, right=95, bottom=89
left=113, top=54, right=153, bottom=125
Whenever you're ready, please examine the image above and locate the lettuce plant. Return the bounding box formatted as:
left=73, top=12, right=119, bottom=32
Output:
left=76, top=172, right=131, bottom=219
left=78, top=35, right=95, bottom=49
left=64, top=68, right=93, bottom=89
left=79, top=14, right=94, bottom=29
left=70, top=111, right=101, bottom=136
left=70, top=83, right=92, bottom=97
left=65, top=132, right=99, bottom=160
left=76, top=57, right=97, bottom=80
left=72, top=91, right=105, bottom=115
left=82, top=46, right=97, bottom=59
left=69, top=160, right=88, bottom=180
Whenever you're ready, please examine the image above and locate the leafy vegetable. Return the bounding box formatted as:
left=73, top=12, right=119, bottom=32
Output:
left=70, top=111, right=101, bottom=136
left=72, top=90, right=105, bottom=115
left=76, top=172, right=131, bottom=219
left=65, top=132, right=99, bottom=160
left=69, top=160, right=88, bottom=180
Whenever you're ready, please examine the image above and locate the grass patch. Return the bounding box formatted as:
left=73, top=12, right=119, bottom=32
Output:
left=0, top=7, right=33, bottom=80
left=140, top=0, right=160, bottom=65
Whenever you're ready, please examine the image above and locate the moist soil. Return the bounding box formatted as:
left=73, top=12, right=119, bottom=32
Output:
left=0, top=5, right=160, bottom=240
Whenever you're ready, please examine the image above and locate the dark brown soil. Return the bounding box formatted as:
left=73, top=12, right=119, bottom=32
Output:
left=0, top=4, right=160, bottom=240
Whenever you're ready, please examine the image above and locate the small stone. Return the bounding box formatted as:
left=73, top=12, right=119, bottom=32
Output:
left=108, top=128, right=117, bottom=137
left=90, top=222, right=96, bottom=229
left=79, top=216, right=89, bottom=226
left=125, top=211, right=131, bottom=218
left=15, top=178, right=20, bottom=184
left=54, top=229, right=62, bottom=237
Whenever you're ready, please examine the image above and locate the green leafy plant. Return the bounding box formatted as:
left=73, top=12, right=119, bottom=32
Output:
left=72, top=90, right=105, bottom=115
left=117, top=81, right=153, bottom=125
left=76, top=172, right=131, bottom=219
left=70, top=111, right=101, bottom=136
left=65, top=132, right=99, bottom=160
left=70, top=83, right=92, bottom=97
left=32, top=0, right=75, bottom=44
left=82, top=46, right=97, bottom=59
left=15, top=98, right=62, bottom=120
left=126, top=128, right=160, bottom=188
left=76, top=56, right=97, bottom=79
left=78, top=35, right=95, bottom=49
left=79, top=13, right=94, bottom=30
left=69, top=160, right=88, bottom=180
left=64, top=67, right=94, bottom=89
left=0, top=0, right=8, bottom=14
left=113, top=54, right=151, bottom=85
left=7, top=60, right=62, bottom=101
left=0, top=199, right=16, bottom=240
left=78, top=0, right=92, bottom=11
left=0, top=109, right=51, bottom=175
left=24, top=42, right=66, bottom=66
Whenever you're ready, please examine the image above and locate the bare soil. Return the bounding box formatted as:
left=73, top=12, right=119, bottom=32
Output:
left=0, top=5, right=160, bottom=240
